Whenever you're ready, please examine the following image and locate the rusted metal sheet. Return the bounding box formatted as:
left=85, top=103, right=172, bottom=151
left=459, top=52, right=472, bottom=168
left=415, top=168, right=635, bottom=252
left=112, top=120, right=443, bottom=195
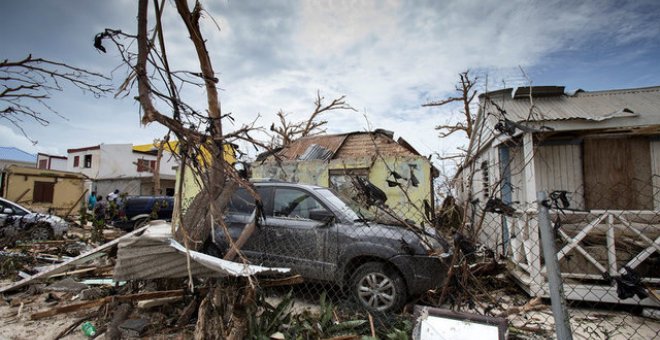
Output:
left=277, top=134, right=348, bottom=160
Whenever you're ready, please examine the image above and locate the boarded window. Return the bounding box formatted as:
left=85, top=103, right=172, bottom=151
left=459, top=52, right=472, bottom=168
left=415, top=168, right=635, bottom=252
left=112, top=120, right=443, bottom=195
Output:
left=137, top=159, right=151, bottom=172
left=83, top=155, right=92, bottom=168
left=38, top=159, right=48, bottom=169
left=34, top=181, right=55, bottom=203
left=73, top=156, right=80, bottom=167
left=583, top=137, right=652, bottom=210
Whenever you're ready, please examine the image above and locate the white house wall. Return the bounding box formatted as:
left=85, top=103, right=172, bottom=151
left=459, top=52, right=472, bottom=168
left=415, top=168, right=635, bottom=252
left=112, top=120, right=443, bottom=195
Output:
left=534, top=144, right=585, bottom=210
left=68, top=144, right=177, bottom=180
left=652, top=140, right=660, bottom=210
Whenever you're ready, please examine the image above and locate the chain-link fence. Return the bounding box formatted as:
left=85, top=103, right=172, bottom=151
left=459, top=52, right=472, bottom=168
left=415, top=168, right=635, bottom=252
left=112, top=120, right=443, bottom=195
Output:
left=460, top=184, right=660, bottom=339
left=214, top=181, right=660, bottom=339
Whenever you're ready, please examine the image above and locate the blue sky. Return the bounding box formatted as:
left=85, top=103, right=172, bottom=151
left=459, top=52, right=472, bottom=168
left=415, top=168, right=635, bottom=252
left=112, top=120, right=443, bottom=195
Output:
left=1, top=0, right=660, bottom=174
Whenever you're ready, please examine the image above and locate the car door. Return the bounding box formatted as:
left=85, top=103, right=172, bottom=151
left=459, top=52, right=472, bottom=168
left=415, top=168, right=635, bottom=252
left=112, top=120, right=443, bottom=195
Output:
left=261, top=187, right=335, bottom=281
left=216, top=187, right=271, bottom=263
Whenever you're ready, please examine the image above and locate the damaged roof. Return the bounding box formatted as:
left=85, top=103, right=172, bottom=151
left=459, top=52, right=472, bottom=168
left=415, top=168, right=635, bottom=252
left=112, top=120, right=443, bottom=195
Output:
left=272, top=130, right=422, bottom=161
left=481, top=85, right=660, bottom=122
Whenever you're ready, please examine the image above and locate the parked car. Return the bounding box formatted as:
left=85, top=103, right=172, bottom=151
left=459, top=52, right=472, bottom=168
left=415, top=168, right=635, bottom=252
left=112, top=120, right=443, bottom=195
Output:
left=205, top=180, right=451, bottom=313
left=110, top=196, right=174, bottom=231
left=0, top=197, right=69, bottom=240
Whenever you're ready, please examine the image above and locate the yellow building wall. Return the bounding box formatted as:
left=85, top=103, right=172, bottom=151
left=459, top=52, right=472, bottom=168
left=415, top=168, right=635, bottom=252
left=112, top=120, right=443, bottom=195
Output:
left=3, top=167, right=86, bottom=215
left=251, top=156, right=434, bottom=225
left=173, top=144, right=238, bottom=224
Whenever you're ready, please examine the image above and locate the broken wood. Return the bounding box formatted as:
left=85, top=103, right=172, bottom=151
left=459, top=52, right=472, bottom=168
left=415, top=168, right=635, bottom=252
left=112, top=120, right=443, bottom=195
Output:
left=176, top=297, right=199, bottom=326
left=31, top=288, right=194, bottom=320
left=223, top=219, right=256, bottom=261
left=137, top=296, right=182, bottom=309
left=259, top=275, right=304, bottom=287
left=0, top=225, right=149, bottom=294
left=15, top=188, right=31, bottom=203
left=496, top=297, right=546, bottom=318
left=65, top=188, right=88, bottom=218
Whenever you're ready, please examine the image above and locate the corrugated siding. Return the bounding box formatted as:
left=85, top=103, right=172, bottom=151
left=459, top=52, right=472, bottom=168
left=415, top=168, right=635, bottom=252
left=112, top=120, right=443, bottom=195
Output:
left=651, top=140, right=660, bottom=210
left=534, top=144, right=585, bottom=210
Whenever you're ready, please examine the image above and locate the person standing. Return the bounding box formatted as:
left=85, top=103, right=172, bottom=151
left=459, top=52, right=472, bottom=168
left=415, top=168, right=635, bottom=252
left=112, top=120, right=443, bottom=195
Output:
left=88, top=191, right=97, bottom=210
left=107, top=189, right=120, bottom=203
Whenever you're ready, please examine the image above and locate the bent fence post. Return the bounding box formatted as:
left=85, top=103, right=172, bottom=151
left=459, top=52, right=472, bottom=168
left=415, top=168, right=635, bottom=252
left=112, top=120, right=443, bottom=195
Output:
left=537, top=191, right=573, bottom=340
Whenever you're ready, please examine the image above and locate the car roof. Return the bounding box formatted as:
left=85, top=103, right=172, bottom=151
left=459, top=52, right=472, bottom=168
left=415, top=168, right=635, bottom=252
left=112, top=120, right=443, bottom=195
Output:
left=251, top=179, right=327, bottom=190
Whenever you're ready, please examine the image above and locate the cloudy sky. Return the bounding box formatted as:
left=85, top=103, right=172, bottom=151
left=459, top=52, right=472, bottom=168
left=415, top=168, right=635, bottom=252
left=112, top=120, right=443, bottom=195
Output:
left=2, top=0, right=660, bottom=173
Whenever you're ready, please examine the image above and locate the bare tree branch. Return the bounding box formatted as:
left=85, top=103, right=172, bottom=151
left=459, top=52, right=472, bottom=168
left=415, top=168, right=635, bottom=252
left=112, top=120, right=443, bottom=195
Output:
left=0, top=54, right=112, bottom=133
left=270, top=90, right=356, bottom=147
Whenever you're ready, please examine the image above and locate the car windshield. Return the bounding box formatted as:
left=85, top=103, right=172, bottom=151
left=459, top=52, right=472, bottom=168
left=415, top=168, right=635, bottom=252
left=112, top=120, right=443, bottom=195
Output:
left=315, top=188, right=376, bottom=221
left=1, top=199, right=31, bottom=215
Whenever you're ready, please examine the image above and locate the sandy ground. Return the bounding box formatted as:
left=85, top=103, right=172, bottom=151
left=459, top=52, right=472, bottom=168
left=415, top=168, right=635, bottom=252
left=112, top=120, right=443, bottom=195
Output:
left=0, top=299, right=89, bottom=340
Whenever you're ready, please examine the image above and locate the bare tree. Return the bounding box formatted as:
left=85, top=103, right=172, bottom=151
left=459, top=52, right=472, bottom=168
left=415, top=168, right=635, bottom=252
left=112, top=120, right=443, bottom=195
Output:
left=96, top=1, right=269, bottom=338
left=423, top=70, right=478, bottom=140
left=0, top=55, right=111, bottom=142
left=270, top=91, right=355, bottom=147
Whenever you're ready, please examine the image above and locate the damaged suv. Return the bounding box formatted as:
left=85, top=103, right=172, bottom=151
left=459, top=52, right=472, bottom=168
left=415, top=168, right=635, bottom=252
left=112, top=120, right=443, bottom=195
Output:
left=206, top=181, right=451, bottom=313
left=0, top=197, right=69, bottom=240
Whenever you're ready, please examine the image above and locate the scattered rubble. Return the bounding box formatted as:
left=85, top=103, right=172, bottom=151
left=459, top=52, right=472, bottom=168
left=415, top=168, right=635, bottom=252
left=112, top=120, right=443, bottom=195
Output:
left=1, top=216, right=658, bottom=339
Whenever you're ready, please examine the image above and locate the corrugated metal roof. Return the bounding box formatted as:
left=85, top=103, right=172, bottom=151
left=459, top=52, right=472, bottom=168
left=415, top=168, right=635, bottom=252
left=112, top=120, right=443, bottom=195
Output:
left=277, top=134, right=349, bottom=160
left=114, top=221, right=289, bottom=280
left=482, top=86, right=660, bottom=122
left=0, top=147, right=36, bottom=162
left=298, top=144, right=334, bottom=160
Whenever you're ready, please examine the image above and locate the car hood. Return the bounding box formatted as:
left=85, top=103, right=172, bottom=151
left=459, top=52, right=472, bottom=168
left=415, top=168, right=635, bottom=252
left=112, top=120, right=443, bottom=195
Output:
left=348, top=220, right=451, bottom=255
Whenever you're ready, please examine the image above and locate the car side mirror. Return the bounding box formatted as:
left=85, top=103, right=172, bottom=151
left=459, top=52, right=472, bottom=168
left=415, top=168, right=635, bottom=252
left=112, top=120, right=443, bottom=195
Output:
left=309, top=208, right=335, bottom=224
left=2, top=208, right=12, bottom=214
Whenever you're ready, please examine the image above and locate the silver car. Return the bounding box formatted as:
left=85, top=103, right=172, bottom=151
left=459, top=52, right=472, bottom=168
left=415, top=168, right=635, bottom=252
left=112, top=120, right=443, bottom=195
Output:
left=0, top=197, right=69, bottom=239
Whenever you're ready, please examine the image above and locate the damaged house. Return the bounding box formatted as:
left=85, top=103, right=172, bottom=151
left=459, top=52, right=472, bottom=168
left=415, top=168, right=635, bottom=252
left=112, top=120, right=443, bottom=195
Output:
left=455, top=85, right=660, bottom=306
left=252, top=130, right=438, bottom=225
left=1, top=165, right=87, bottom=216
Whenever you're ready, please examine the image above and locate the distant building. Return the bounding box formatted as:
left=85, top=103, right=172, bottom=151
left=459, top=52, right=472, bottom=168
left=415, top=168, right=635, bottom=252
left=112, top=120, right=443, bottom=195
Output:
left=36, top=153, right=68, bottom=171
left=67, top=143, right=179, bottom=197
left=0, top=146, right=36, bottom=169
left=1, top=165, right=87, bottom=215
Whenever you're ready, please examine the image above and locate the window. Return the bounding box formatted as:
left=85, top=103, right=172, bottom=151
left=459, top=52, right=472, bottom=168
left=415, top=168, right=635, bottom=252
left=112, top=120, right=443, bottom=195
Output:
left=83, top=154, right=92, bottom=168
left=73, top=156, right=80, bottom=167
left=150, top=160, right=157, bottom=171
left=228, top=188, right=257, bottom=214
left=273, top=188, right=327, bottom=220
left=34, top=181, right=55, bottom=203
left=329, top=168, right=369, bottom=199
left=137, top=159, right=151, bottom=172
left=38, top=159, right=48, bottom=169
left=481, top=161, right=490, bottom=199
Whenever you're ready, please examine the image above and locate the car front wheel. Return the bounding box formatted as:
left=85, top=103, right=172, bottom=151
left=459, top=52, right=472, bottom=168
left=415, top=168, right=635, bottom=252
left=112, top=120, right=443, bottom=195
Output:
left=350, top=262, right=407, bottom=313
left=29, top=224, right=54, bottom=240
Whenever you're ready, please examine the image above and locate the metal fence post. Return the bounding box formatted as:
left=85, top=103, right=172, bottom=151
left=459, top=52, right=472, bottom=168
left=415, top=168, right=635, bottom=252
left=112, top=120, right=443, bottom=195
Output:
left=537, top=191, right=573, bottom=340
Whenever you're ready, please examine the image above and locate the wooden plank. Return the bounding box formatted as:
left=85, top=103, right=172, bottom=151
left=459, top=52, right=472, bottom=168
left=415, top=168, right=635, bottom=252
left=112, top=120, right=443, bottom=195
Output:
left=557, top=229, right=608, bottom=274
left=623, top=236, right=660, bottom=272
left=0, top=225, right=149, bottom=294
left=556, top=213, right=608, bottom=261
left=31, top=289, right=190, bottom=320
left=618, top=215, right=660, bottom=253
left=522, top=133, right=536, bottom=208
